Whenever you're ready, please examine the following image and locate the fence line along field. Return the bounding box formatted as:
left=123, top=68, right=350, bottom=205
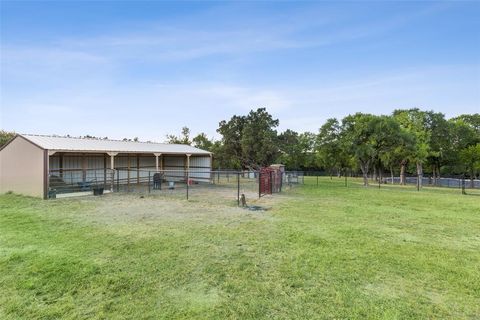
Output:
left=1, top=177, right=479, bottom=319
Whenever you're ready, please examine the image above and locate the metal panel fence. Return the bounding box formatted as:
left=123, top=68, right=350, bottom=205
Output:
left=48, top=168, right=304, bottom=203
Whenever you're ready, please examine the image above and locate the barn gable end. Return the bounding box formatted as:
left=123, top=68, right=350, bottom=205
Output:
left=0, top=136, right=46, bottom=198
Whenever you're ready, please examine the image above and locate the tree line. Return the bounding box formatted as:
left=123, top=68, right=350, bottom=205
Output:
left=166, top=108, right=480, bottom=187
left=1, top=108, right=479, bottom=187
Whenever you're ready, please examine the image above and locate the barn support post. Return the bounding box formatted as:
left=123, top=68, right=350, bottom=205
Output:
left=136, top=154, right=140, bottom=185
left=210, top=154, right=214, bottom=183
left=81, top=154, right=87, bottom=183
left=186, top=154, right=191, bottom=200
left=59, top=153, right=64, bottom=179
left=107, top=152, right=118, bottom=192
left=127, top=156, right=131, bottom=191
left=103, top=155, right=107, bottom=187
left=154, top=153, right=162, bottom=172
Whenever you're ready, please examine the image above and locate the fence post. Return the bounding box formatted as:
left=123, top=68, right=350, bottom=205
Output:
left=258, top=171, right=261, bottom=198
left=270, top=171, right=273, bottom=194
left=237, top=172, right=240, bottom=206
left=280, top=172, right=283, bottom=192
left=148, top=171, right=151, bottom=194
left=186, top=170, right=189, bottom=200
left=462, top=175, right=466, bottom=195
left=111, top=170, right=114, bottom=192
left=117, top=170, right=120, bottom=192
left=417, top=175, right=420, bottom=191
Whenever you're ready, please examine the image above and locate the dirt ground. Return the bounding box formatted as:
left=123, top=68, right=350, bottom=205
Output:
left=54, top=187, right=289, bottom=228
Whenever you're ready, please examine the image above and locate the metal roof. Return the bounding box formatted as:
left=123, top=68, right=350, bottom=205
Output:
left=19, top=134, right=212, bottom=155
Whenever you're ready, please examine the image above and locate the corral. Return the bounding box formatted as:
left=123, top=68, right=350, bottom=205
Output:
left=0, top=134, right=212, bottom=199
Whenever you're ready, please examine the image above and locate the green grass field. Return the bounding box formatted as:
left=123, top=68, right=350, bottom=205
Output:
left=1, top=178, right=479, bottom=319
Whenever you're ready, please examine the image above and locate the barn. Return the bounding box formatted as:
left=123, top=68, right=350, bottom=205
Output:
left=0, top=134, right=212, bottom=198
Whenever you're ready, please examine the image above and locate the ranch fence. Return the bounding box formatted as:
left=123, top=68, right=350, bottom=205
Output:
left=47, top=168, right=477, bottom=201
left=301, top=170, right=479, bottom=195
left=47, top=168, right=304, bottom=204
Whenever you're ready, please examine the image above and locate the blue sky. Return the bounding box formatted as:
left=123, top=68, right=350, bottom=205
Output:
left=1, top=1, right=479, bottom=141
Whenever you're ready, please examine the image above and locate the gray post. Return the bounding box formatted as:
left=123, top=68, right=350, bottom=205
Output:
left=270, top=171, right=273, bottom=194
left=237, top=172, right=240, bottom=206
left=186, top=172, right=189, bottom=200
left=258, top=171, right=261, bottom=198
left=148, top=171, right=151, bottom=194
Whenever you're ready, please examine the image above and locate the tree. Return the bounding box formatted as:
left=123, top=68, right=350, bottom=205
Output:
left=423, top=111, right=450, bottom=185
left=166, top=126, right=191, bottom=145
left=217, top=115, right=246, bottom=167
left=447, top=117, right=480, bottom=187
left=459, top=144, right=480, bottom=188
left=277, top=130, right=316, bottom=170
left=192, top=133, right=214, bottom=151
left=341, top=113, right=378, bottom=186
left=0, top=130, right=16, bottom=148
left=341, top=114, right=403, bottom=186
left=316, top=118, right=351, bottom=177
left=393, top=109, right=431, bottom=187
left=277, top=129, right=301, bottom=169
left=217, top=108, right=279, bottom=169
left=370, top=115, right=405, bottom=185
left=379, top=127, right=415, bottom=184
left=240, top=108, right=279, bottom=168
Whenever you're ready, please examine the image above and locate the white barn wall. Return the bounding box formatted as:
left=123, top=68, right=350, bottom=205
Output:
left=189, top=156, right=211, bottom=182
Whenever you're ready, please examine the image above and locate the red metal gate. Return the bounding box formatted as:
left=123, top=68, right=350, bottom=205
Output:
left=259, top=168, right=272, bottom=197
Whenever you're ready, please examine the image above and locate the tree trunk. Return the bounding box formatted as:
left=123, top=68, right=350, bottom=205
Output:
left=416, top=161, right=423, bottom=189
left=373, top=166, right=377, bottom=182
left=432, top=164, right=436, bottom=186
left=400, top=160, right=406, bottom=185
left=390, top=166, right=394, bottom=184
left=471, top=167, right=475, bottom=188
left=436, top=163, right=441, bottom=185
left=360, top=161, right=369, bottom=186
left=378, top=165, right=383, bottom=188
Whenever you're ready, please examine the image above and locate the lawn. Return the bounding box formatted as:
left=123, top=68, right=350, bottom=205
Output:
left=0, top=178, right=479, bottom=319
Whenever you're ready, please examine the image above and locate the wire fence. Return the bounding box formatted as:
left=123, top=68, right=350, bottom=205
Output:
left=48, top=168, right=478, bottom=201
left=48, top=169, right=304, bottom=204
left=301, top=170, right=480, bottom=195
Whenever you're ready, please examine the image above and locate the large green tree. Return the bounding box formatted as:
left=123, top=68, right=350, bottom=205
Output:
left=341, top=113, right=378, bottom=186
left=316, top=118, right=352, bottom=177
left=217, top=108, right=279, bottom=169
left=393, top=109, right=431, bottom=187
left=277, top=130, right=316, bottom=170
